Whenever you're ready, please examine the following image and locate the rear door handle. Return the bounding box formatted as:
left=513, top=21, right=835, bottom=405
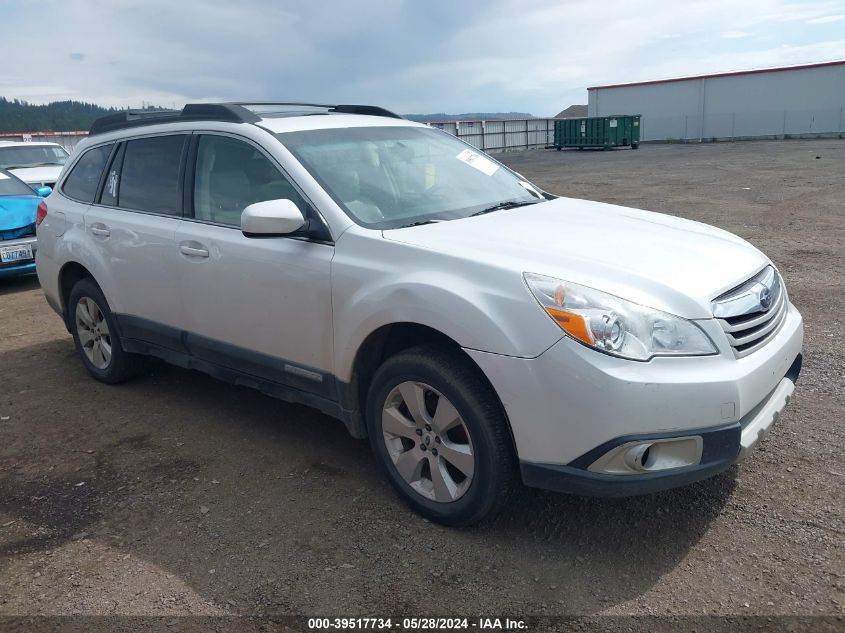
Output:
left=89, top=224, right=110, bottom=238
left=179, top=243, right=209, bottom=258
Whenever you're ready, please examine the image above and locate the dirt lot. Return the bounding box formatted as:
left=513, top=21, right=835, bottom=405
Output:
left=1, top=140, right=843, bottom=621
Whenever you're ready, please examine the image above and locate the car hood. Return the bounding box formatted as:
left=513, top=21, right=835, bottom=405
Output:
left=0, top=196, right=38, bottom=232
left=7, top=165, right=62, bottom=185
left=383, top=197, right=769, bottom=319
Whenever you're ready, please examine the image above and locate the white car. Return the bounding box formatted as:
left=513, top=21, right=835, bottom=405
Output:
left=0, top=140, right=70, bottom=188
left=35, top=103, right=803, bottom=525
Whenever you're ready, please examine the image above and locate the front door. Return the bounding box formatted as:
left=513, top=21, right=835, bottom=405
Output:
left=174, top=133, right=335, bottom=397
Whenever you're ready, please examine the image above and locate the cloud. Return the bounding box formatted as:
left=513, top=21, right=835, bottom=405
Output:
left=721, top=31, right=753, bottom=39
left=805, top=14, right=845, bottom=23
left=1, top=0, right=844, bottom=116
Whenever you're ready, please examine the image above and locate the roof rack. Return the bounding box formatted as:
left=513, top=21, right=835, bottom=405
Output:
left=89, top=104, right=261, bottom=136
left=232, top=102, right=403, bottom=119
left=89, top=102, right=402, bottom=136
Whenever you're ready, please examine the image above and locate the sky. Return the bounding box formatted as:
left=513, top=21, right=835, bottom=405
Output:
left=2, top=0, right=844, bottom=116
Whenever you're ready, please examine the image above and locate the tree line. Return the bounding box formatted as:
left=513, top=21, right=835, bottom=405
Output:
left=0, top=97, right=538, bottom=133
left=0, top=98, right=164, bottom=133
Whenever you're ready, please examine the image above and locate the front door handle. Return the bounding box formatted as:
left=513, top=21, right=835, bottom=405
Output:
left=179, top=242, right=209, bottom=258
left=89, top=223, right=110, bottom=238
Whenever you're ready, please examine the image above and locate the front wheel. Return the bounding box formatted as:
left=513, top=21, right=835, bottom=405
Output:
left=366, top=346, right=518, bottom=526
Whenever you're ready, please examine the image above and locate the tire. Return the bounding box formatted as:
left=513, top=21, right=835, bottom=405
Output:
left=68, top=278, right=144, bottom=384
left=366, top=345, right=518, bottom=526
left=631, top=143, right=639, bottom=150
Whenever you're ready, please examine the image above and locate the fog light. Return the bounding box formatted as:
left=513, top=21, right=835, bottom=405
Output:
left=624, top=443, right=653, bottom=472
left=588, top=436, right=703, bottom=475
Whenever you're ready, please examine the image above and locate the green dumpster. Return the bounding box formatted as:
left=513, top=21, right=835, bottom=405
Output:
left=554, top=115, right=641, bottom=150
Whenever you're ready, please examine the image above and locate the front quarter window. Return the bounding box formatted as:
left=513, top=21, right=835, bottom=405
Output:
left=192, top=135, right=307, bottom=227
left=278, top=126, right=539, bottom=228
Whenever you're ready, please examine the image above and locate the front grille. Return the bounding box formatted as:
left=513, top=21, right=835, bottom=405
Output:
left=0, top=223, right=35, bottom=241
left=712, top=266, right=788, bottom=358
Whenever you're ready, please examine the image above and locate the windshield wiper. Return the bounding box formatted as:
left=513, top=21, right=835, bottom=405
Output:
left=396, top=200, right=540, bottom=228
left=470, top=199, right=540, bottom=217
left=397, top=219, right=441, bottom=228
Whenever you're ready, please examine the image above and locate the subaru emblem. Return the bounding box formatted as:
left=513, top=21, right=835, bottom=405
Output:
left=758, top=285, right=772, bottom=311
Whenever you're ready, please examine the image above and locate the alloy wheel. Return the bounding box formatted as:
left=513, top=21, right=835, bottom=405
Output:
left=381, top=381, right=475, bottom=503
left=75, top=297, right=112, bottom=370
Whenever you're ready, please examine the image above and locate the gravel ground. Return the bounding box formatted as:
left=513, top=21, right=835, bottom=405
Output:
left=0, top=140, right=843, bottom=621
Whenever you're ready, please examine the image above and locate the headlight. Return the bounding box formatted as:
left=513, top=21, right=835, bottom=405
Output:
left=524, top=273, right=717, bottom=361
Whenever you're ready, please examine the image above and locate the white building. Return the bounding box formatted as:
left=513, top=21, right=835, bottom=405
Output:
left=588, top=60, right=845, bottom=142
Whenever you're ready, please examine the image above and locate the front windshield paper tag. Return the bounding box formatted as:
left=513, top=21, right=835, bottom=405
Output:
left=456, top=149, right=499, bottom=176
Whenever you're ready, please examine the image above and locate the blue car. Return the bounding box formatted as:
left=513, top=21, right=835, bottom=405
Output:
left=0, top=169, right=51, bottom=278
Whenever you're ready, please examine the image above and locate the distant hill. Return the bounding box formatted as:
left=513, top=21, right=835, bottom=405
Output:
left=0, top=98, right=116, bottom=133
left=0, top=98, right=540, bottom=132
left=554, top=104, right=588, bottom=118
left=405, top=112, right=535, bottom=122
left=0, top=98, right=169, bottom=133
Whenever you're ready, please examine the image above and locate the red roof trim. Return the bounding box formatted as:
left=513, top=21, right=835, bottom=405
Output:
left=587, top=59, right=845, bottom=91
left=0, top=131, right=88, bottom=137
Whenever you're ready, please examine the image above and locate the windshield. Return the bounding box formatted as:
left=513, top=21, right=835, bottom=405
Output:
left=278, top=126, right=540, bottom=229
left=0, top=144, right=69, bottom=170
left=0, top=172, right=36, bottom=197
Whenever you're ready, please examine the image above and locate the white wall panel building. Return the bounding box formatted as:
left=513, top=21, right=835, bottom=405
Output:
left=588, top=60, right=845, bottom=142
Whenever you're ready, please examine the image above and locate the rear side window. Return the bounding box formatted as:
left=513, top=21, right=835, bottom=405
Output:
left=62, top=144, right=113, bottom=203
left=117, top=135, right=187, bottom=215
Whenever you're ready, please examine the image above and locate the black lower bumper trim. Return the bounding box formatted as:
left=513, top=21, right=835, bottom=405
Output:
left=521, top=422, right=741, bottom=497
left=521, top=456, right=736, bottom=497
left=786, top=352, right=802, bottom=383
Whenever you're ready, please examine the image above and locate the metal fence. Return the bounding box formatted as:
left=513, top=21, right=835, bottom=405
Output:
left=426, top=119, right=555, bottom=152
left=2, top=119, right=559, bottom=155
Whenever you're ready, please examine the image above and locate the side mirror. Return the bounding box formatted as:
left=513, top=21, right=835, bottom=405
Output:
left=241, top=199, right=306, bottom=237
left=35, top=186, right=52, bottom=197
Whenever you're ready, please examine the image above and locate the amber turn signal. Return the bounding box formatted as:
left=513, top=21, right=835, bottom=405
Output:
left=544, top=307, right=593, bottom=345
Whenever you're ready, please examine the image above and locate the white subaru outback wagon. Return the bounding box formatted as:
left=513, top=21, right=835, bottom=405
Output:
left=36, top=103, right=803, bottom=525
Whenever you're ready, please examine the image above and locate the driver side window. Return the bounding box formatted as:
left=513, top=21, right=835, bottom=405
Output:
left=193, top=135, right=305, bottom=227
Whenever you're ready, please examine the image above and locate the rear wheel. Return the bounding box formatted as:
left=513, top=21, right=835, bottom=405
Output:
left=68, top=278, right=144, bottom=384
left=366, top=345, right=518, bottom=526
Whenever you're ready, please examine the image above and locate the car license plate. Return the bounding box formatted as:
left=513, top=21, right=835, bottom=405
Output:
left=0, top=243, right=33, bottom=263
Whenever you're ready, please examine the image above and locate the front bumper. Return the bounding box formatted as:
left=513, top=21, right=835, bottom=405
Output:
left=521, top=354, right=801, bottom=496
left=466, top=301, right=803, bottom=496
left=0, top=235, right=37, bottom=278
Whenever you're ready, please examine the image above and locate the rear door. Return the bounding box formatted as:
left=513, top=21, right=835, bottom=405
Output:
left=174, top=133, right=335, bottom=396
left=83, top=134, right=188, bottom=347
